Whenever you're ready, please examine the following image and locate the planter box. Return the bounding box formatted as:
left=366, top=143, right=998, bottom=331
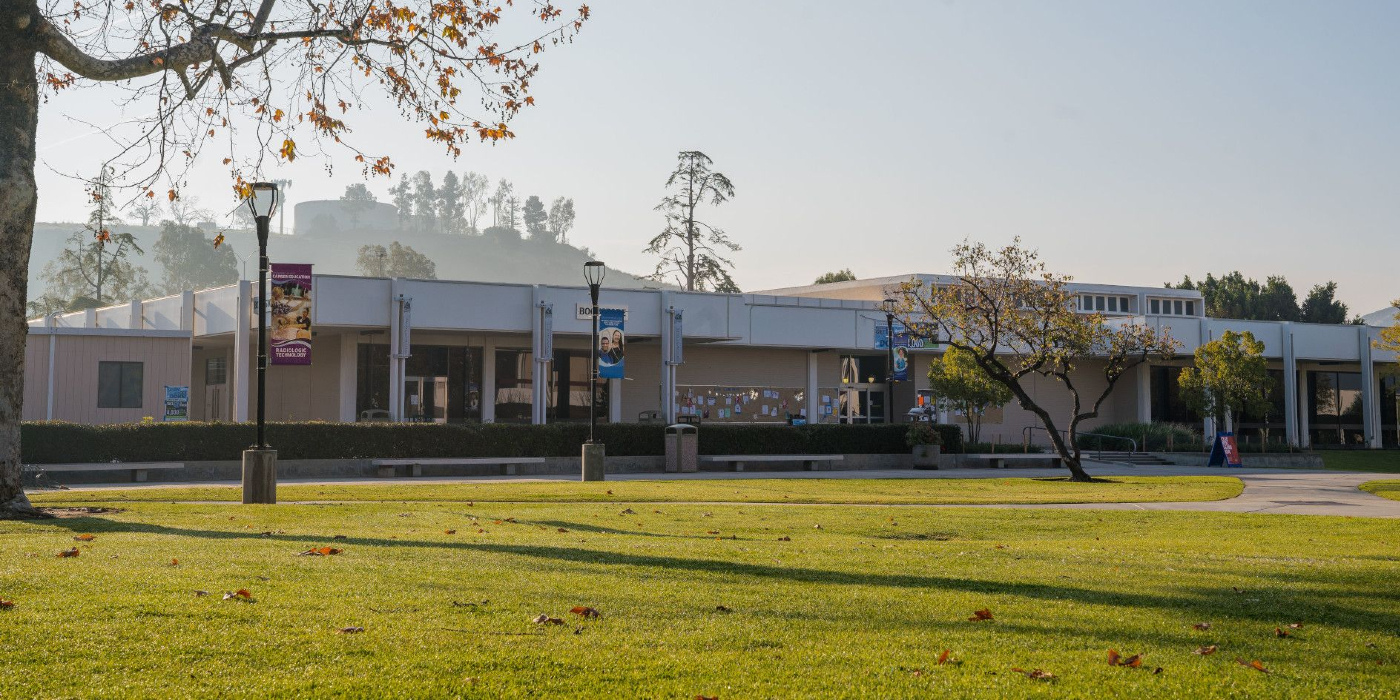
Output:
left=911, top=444, right=941, bottom=469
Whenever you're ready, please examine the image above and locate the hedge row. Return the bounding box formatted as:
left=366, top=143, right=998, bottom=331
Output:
left=20, top=422, right=964, bottom=464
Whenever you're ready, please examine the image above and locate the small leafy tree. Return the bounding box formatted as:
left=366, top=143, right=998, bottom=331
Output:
left=390, top=174, right=414, bottom=231
left=647, top=151, right=741, bottom=292
left=548, top=197, right=576, bottom=243
left=460, top=172, right=491, bottom=235
left=1377, top=300, right=1400, bottom=360
left=355, top=243, right=437, bottom=280
left=1299, top=282, right=1349, bottom=324
left=1177, top=330, right=1269, bottom=431
left=152, top=222, right=239, bottom=294
left=897, top=239, right=1177, bottom=482
left=436, top=172, right=465, bottom=234
left=411, top=171, right=438, bottom=233
left=814, top=269, right=856, bottom=284
left=927, top=346, right=1013, bottom=444
left=29, top=230, right=152, bottom=315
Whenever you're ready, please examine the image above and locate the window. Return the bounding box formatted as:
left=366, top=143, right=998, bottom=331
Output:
left=1174, top=300, right=1184, bottom=315
left=1095, top=296, right=1104, bottom=311
left=1186, top=301, right=1196, bottom=316
left=1150, top=299, right=1161, bottom=315
left=1120, top=296, right=1131, bottom=312
left=97, top=361, right=143, bottom=408
left=1107, top=297, right=1118, bottom=312
left=205, top=357, right=227, bottom=385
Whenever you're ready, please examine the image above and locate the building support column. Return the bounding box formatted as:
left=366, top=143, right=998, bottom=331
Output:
left=233, top=280, right=251, bottom=423
left=1282, top=324, right=1299, bottom=447
left=45, top=326, right=56, bottom=421
left=1298, top=367, right=1311, bottom=448
left=806, top=351, right=820, bottom=424
left=482, top=339, right=497, bottom=423
left=1360, top=325, right=1380, bottom=448
left=1135, top=362, right=1152, bottom=423
left=339, top=334, right=358, bottom=422
left=388, top=280, right=403, bottom=423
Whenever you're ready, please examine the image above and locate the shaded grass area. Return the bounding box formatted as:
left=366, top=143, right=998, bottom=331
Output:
left=1321, top=451, right=1400, bottom=474
left=3, top=499, right=1399, bottom=698
left=27, top=476, right=1243, bottom=506
left=1359, top=480, right=1400, bottom=501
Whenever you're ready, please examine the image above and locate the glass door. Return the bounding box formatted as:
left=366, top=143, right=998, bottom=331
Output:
left=404, top=376, right=448, bottom=423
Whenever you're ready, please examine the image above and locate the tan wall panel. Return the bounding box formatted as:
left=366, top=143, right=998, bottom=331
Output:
left=35, top=335, right=192, bottom=425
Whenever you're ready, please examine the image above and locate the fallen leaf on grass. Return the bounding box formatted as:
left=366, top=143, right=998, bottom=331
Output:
left=533, top=614, right=564, bottom=625
left=706, top=531, right=719, bottom=535
left=194, top=590, right=209, bottom=597
left=557, top=528, right=569, bottom=533
left=1288, top=622, right=1303, bottom=629
left=906, top=667, right=925, bottom=677
left=994, top=544, right=1006, bottom=550
left=1275, top=627, right=1291, bottom=638
left=968, top=608, right=994, bottom=622
left=694, top=695, right=717, bottom=700
left=1193, top=645, right=1218, bottom=656
left=606, top=490, right=613, bottom=495
left=937, top=649, right=952, bottom=665
left=1235, top=658, right=1269, bottom=673
left=715, top=605, right=732, bottom=613
left=619, top=508, right=636, bottom=515
left=570, top=606, right=600, bottom=619
left=56, top=547, right=80, bottom=558
left=1193, top=622, right=1212, bottom=631
left=168, top=558, right=179, bottom=566
left=0, top=599, right=14, bottom=610
left=445, top=530, right=457, bottom=535
left=333, top=534, right=348, bottom=540
left=813, top=524, right=822, bottom=529
left=452, top=600, right=489, bottom=608
left=337, top=626, right=365, bottom=634
left=299, top=547, right=343, bottom=556
left=74, top=534, right=95, bottom=542
left=223, top=589, right=255, bottom=603
left=776, top=536, right=791, bottom=541
left=1108, top=650, right=1144, bottom=668
left=1011, top=668, right=1055, bottom=681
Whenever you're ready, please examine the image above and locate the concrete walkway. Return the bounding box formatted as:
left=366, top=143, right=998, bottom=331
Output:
left=39, top=462, right=1400, bottom=518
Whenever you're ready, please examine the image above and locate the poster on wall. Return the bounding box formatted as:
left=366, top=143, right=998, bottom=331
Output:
left=598, top=308, right=625, bottom=379
left=270, top=263, right=313, bottom=365
left=163, top=386, right=189, bottom=422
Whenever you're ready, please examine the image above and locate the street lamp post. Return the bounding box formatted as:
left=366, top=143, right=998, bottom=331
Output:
left=582, top=261, right=606, bottom=481
left=242, top=182, right=279, bottom=504
left=882, top=298, right=897, bottom=424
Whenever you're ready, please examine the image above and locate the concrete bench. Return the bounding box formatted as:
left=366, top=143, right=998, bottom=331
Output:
left=697, top=455, right=844, bottom=472
left=370, top=457, right=546, bottom=478
left=985, top=454, right=1063, bottom=469
left=23, top=462, right=184, bottom=483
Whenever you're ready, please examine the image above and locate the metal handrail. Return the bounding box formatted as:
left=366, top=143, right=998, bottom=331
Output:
left=1021, top=426, right=1138, bottom=460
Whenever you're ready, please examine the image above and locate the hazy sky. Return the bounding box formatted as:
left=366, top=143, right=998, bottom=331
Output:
left=33, top=1, right=1400, bottom=313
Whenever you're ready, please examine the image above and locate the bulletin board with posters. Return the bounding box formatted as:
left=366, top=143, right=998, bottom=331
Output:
left=674, top=385, right=813, bottom=424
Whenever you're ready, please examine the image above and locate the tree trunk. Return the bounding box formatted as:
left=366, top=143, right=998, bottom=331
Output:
left=0, top=15, right=46, bottom=519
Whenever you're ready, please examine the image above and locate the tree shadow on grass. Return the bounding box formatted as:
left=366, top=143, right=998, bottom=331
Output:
left=26, top=515, right=1400, bottom=636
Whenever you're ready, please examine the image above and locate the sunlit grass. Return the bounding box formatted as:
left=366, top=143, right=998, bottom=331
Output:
left=3, top=490, right=1398, bottom=698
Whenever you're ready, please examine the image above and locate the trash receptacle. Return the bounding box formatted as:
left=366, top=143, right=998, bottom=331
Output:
left=665, top=424, right=698, bottom=473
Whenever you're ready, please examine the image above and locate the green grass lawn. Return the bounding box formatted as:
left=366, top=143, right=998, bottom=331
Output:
left=26, top=475, right=1243, bottom=506
left=1320, top=451, right=1400, bottom=473
left=3, top=482, right=1399, bottom=698
left=1359, top=480, right=1400, bottom=501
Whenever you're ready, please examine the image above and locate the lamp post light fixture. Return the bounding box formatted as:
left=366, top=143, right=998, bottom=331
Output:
left=581, top=261, right=606, bottom=481
left=882, top=297, right=897, bottom=424
left=242, top=181, right=279, bottom=504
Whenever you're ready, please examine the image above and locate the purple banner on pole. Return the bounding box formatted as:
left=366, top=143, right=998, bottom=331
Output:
left=270, top=263, right=313, bottom=365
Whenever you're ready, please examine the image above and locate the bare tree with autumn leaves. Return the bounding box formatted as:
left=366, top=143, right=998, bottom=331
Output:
left=0, top=1, right=591, bottom=518
left=894, top=240, right=1178, bottom=482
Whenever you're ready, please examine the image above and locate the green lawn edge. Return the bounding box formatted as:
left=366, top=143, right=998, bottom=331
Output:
left=27, top=475, right=1244, bottom=506
left=1359, top=480, right=1400, bottom=501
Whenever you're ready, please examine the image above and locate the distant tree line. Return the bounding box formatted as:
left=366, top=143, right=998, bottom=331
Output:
left=376, top=172, right=575, bottom=243
left=1167, top=272, right=1357, bottom=324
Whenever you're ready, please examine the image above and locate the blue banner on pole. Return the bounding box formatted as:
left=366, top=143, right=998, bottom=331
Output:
left=598, top=308, right=625, bottom=379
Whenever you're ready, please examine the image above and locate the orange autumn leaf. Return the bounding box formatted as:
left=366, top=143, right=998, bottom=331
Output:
left=300, top=547, right=343, bottom=556
left=1192, top=622, right=1212, bottom=631
left=213, top=233, right=225, bottom=249
left=1107, top=649, right=1120, bottom=666
left=74, top=534, right=95, bottom=542
left=1235, top=658, right=1269, bottom=673
left=557, top=528, right=569, bottom=533
left=570, top=606, right=600, bottom=619
left=968, top=608, right=993, bottom=622
left=57, top=547, right=80, bottom=558
left=694, top=696, right=717, bottom=700
left=1275, top=627, right=1290, bottom=638
left=0, top=599, right=14, bottom=610
left=1011, top=668, right=1055, bottom=681
left=1193, top=645, right=1218, bottom=656
left=444, top=530, right=457, bottom=535
left=1122, top=654, right=1143, bottom=668
left=937, top=649, right=951, bottom=665
left=169, top=558, right=179, bottom=566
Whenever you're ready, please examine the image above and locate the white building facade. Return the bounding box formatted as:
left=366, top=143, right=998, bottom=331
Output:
left=25, top=273, right=1400, bottom=449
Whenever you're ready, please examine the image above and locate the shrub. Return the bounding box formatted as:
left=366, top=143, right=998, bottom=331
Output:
left=19, top=421, right=965, bottom=464
left=905, top=423, right=942, bottom=448
left=1082, top=422, right=1203, bottom=452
